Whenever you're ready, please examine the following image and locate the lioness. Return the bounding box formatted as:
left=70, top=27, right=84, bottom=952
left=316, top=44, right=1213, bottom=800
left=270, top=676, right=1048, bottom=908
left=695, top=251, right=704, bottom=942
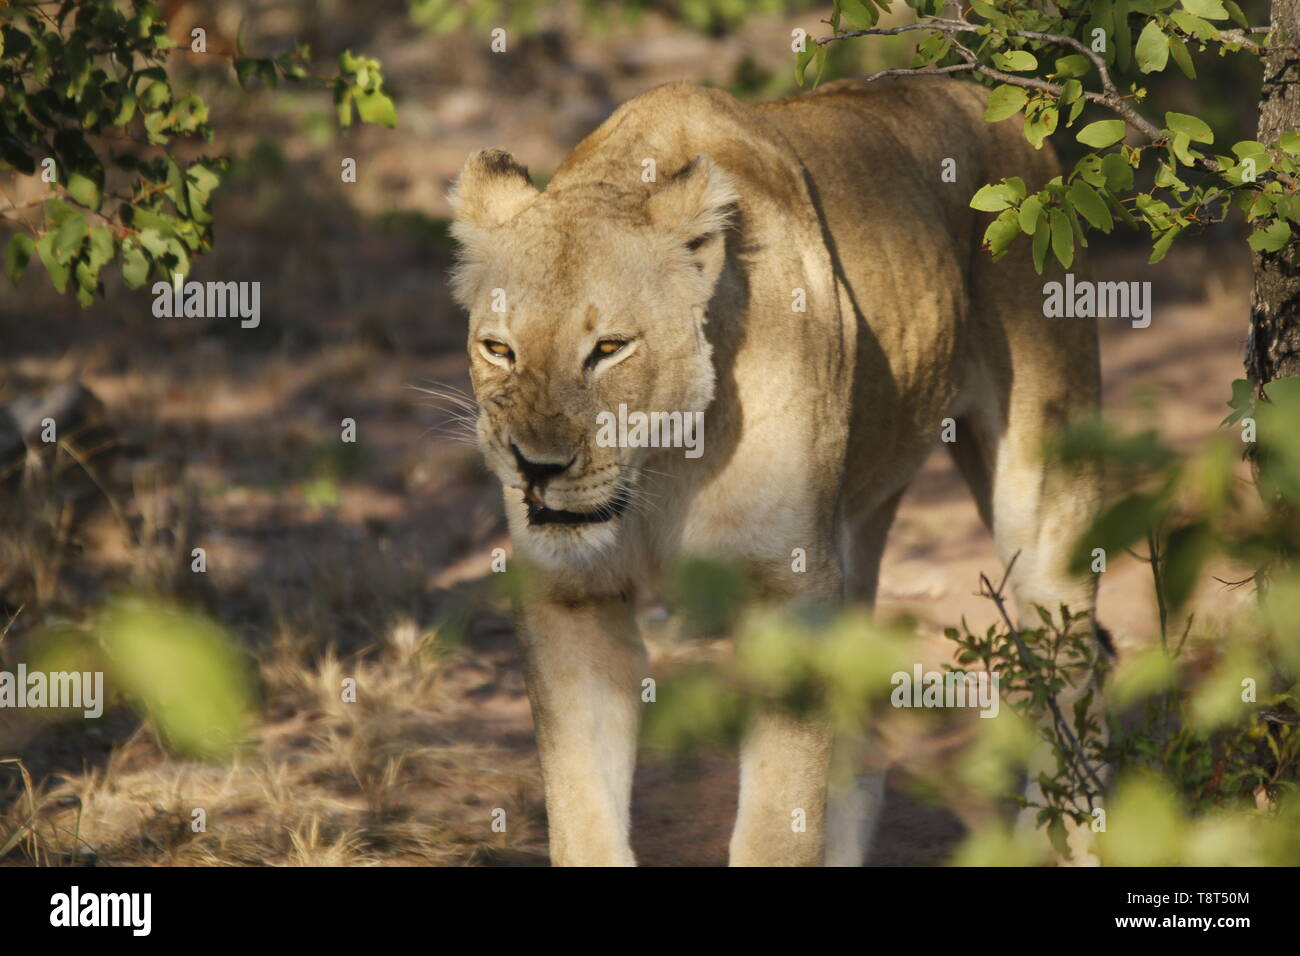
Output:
left=449, top=77, right=1104, bottom=866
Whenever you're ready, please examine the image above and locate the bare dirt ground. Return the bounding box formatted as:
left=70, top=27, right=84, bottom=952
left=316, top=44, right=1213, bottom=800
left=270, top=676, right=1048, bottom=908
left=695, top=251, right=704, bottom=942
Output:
left=0, top=2, right=1261, bottom=866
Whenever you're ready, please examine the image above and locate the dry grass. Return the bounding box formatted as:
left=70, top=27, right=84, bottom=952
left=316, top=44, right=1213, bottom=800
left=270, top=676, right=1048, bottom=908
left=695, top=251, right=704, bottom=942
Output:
left=1, top=613, right=546, bottom=866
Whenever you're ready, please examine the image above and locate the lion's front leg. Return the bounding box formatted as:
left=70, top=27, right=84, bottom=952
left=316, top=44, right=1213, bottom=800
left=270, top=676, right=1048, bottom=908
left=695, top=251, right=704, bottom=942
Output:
left=729, top=709, right=834, bottom=866
left=519, top=594, right=644, bottom=867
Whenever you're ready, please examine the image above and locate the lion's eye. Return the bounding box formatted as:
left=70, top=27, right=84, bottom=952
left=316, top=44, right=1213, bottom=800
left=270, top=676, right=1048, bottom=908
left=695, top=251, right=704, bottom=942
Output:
left=592, top=340, right=625, bottom=360
left=482, top=340, right=514, bottom=362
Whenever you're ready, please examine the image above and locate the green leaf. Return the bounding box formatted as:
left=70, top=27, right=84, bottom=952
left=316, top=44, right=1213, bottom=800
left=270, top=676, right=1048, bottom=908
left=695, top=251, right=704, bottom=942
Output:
left=113, top=90, right=137, bottom=126
left=1054, top=54, right=1091, bottom=78
left=1070, top=493, right=1163, bottom=574
left=5, top=234, right=34, bottom=287
left=100, top=600, right=256, bottom=760
left=795, top=44, right=825, bottom=86
left=34, top=233, right=70, bottom=294
left=1135, top=21, right=1169, bottom=74
left=74, top=259, right=99, bottom=306
left=1101, top=777, right=1186, bottom=865
left=1276, top=194, right=1300, bottom=222
left=63, top=174, right=104, bottom=214
left=983, top=209, right=1021, bottom=260
left=1222, top=378, right=1253, bottom=426
left=994, top=50, right=1038, bottom=71
left=127, top=207, right=178, bottom=239
left=235, top=57, right=259, bottom=88
left=1248, top=217, right=1292, bottom=253
left=1165, top=112, right=1213, bottom=144
left=913, top=32, right=951, bottom=67
left=1163, top=522, right=1211, bottom=612
left=1067, top=94, right=1086, bottom=127
left=1024, top=106, right=1058, bottom=150
left=139, top=76, right=171, bottom=109
left=163, top=236, right=190, bottom=278
left=1102, top=151, right=1133, bottom=191
left=257, top=59, right=278, bottom=90
left=1179, top=0, right=1228, bottom=20
left=1150, top=224, right=1183, bottom=263
left=1032, top=216, right=1050, bottom=274
left=838, top=0, right=877, bottom=29
left=166, top=158, right=189, bottom=215
left=188, top=162, right=222, bottom=196
left=86, top=226, right=114, bottom=270
left=984, top=85, right=1029, bottom=122
left=1109, top=647, right=1178, bottom=708
left=137, top=228, right=169, bottom=257
left=1075, top=153, right=1108, bottom=187
left=355, top=91, right=397, bottom=128
left=1067, top=179, right=1113, bottom=233
left=1170, top=132, right=1197, bottom=167
left=1170, top=10, right=1217, bottom=38
left=122, top=244, right=149, bottom=289
left=1019, top=194, right=1044, bottom=235
left=1168, top=36, right=1195, bottom=79
left=971, top=183, right=1013, bottom=211
left=1246, top=192, right=1277, bottom=221
left=339, top=50, right=362, bottom=74
left=52, top=212, right=88, bottom=264
left=1114, top=0, right=1133, bottom=72
left=1049, top=207, right=1074, bottom=268
left=1078, top=120, right=1127, bottom=148
left=1222, top=0, right=1248, bottom=29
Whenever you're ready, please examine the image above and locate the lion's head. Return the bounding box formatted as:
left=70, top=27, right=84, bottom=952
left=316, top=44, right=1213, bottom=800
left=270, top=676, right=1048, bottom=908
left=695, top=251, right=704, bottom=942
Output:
left=448, top=148, right=737, bottom=565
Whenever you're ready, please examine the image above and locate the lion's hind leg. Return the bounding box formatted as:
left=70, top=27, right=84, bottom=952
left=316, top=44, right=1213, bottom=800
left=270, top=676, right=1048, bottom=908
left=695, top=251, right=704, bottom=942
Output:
left=822, top=492, right=904, bottom=866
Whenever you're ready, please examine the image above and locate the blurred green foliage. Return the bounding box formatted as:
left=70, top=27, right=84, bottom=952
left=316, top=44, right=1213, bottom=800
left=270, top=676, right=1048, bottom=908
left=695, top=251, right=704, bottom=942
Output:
left=29, top=597, right=257, bottom=760
left=0, top=0, right=397, bottom=302
left=668, top=556, right=750, bottom=637
left=99, top=598, right=256, bottom=759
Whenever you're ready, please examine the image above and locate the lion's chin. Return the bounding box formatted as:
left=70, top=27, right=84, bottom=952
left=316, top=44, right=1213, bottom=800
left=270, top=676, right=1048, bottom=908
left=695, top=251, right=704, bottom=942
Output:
left=517, top=515, right=623, bottom=571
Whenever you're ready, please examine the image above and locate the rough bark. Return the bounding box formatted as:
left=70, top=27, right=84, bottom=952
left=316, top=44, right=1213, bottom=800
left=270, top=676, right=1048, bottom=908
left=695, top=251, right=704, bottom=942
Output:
left=1247, top=0, right=1300, bottom=390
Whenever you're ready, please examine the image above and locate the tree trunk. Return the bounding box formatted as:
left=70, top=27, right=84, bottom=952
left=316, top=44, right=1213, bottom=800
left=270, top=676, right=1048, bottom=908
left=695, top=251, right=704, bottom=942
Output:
left=1247, top=0, right=1300, bottom=390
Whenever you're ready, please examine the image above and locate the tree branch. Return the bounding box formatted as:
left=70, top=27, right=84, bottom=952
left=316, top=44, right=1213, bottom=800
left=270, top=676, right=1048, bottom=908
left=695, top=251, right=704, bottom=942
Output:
left=817, top=18, right=1163, bottom=142
left=1213, top=27, right=1300, bottom=55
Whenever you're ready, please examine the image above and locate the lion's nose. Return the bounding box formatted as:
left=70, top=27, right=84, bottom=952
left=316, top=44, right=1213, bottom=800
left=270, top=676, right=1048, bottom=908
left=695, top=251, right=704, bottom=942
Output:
left=511, top=442, right=574, bottom=486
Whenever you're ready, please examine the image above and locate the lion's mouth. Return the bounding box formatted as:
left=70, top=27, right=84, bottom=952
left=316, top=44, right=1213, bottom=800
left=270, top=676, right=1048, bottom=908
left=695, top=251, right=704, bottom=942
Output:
left=526, top=495, right=629, bottom=527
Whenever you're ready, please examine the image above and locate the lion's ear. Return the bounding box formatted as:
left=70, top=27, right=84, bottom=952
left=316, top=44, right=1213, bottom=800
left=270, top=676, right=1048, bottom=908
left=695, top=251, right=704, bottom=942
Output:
left=449, top=149, right=539, bottom=232
left=647, top=155, right=737, bottom=246
left=648, top=155, right=737, bottom=296
left=448, top=150, right=539, bottom=309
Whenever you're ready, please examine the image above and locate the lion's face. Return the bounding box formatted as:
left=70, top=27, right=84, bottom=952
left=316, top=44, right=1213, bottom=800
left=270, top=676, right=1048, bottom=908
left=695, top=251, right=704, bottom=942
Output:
left=448, top=150, right=736, bottom=563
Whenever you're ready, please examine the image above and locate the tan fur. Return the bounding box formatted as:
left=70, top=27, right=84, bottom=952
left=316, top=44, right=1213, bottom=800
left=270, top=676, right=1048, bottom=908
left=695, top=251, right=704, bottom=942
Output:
left=450, top=78, right=1103, bottom=866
